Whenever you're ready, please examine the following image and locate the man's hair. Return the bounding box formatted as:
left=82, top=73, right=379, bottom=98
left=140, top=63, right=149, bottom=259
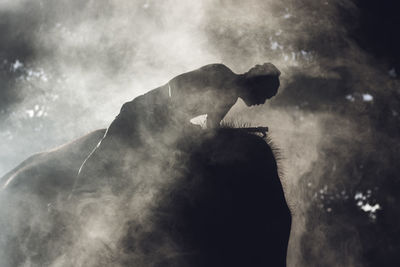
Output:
left=245, top=63, right=281, bottom=79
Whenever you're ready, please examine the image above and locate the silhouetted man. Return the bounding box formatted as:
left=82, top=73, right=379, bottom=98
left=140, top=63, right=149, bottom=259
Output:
left=73, top=63, right=281, bottom=194
left=121, top=63, right=280, bottom=130
left=105, top=63, right=280, bottom=144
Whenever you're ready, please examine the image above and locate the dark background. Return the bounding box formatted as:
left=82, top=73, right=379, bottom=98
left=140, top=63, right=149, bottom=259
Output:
left=0, top=0, right=399, bottom=266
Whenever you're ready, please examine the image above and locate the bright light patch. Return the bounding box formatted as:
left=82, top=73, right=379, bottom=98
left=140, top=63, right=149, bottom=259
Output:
left=26, top=110, right=34, bottom=118
left=190, top=114, right=207, bottom=129
left=345, top=94, right=355, bottom=102
left=362, top=93, right=373, bottom=102
left=12, top=59, right=23, bottom=71
left=360, top=203, right=381, bottom=213
left=354, top=191, right=381, bottom=220
left=389, top=68, right=397, bottom=78
left=283, top=13, right=291, bottom=19
left=271, top=41, right=283, bottom=50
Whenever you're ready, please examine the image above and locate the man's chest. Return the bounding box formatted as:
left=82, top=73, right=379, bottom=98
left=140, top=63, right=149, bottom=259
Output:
left=172, top=87, right=237, bottom=114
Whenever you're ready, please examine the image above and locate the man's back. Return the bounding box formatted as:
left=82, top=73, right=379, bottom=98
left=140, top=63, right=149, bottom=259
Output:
left=118, top=64, right=239, bottom=130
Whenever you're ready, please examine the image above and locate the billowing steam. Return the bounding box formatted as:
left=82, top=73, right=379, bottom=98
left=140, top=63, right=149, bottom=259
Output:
left=1, top=0, right=399, bottom=266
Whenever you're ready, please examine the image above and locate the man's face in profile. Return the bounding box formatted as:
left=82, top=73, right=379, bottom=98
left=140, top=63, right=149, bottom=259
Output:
left=242, top=74, right=280, bottom=106
left=240, top=63, right=280, bottom=106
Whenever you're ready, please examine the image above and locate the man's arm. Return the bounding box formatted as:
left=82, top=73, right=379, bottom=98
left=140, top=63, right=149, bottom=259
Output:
left=206, top=112, right=225, bottom=129
left=168, top=64, right=240, bottom=127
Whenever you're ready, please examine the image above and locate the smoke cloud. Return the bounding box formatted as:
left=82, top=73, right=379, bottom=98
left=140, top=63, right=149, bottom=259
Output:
left=1, top=0, right=399, bottom=266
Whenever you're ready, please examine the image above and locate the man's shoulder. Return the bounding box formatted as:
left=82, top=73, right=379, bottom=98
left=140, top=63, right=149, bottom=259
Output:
left=199, top=63, right=234, bottom=74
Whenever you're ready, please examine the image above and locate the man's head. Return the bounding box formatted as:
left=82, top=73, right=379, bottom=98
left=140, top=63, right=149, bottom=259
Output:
left=239, top=63, right=281, bottom=106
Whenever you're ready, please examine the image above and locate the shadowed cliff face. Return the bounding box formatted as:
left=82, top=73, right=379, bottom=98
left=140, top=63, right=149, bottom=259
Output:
left=0, top=128, right=291, bottom=267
